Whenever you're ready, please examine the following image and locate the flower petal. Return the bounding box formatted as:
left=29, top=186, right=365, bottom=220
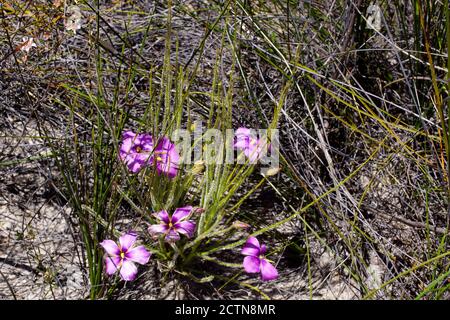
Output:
left=156, top=154, right=179, bottom=178
left=234, top=128, right=253, bottom=150
left=125, top=245, right=151, bottom=265
left=119, top=139, right=133, bottom=160
left=100, top=240, right=120, bottom=256
left=234, top=128, right=268, bottom=163
left=172, top=206, right=193, bottom=223
left=241, top=237, right=261, bottom=256
left=234, top=137, right=250, bottom=150
left=120, top=260, right=138, bottom=281
left=244, top=139, right=269, bottom=163
left=155, top=136, right=172, bottom=152
left=119, top=232, right=137, bottom=252
left=260, top=259, right=278, bottom=281
left=104, top=256, right=121, bottom=275
left=138, top=133, right=153, bottom=150
left=155, top=137, right=180, bottom=179
left=235, top=127, right=251, bottom=137
left=122, top=130, right=136, bottom=140
left=128, top=159, right=144, bottom=173
left=148, top=223, right=169, bottom=236
left=243, top=256, right=261, bottom=273
left=134, top=152, right=153, bottom=165
left=174, top=220, right=196, bottom=238
left=157, top=161, right=178, bottom=179
left=244, top=144, right=261, bottom=163
left=154, top=210, right=170, bottom=224
left=119, top=131, right=136, bottom=157
left=164, top=229, right=181, bottom=242
left=260, top=244, right=267, bottom=255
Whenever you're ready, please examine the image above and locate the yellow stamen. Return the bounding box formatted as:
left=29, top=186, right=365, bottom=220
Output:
left=120, top=252, right=125, bottom=259
left=135, top=146, right=142, bottom=153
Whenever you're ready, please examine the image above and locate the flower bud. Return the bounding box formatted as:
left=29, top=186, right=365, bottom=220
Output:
left=232, top=221, right=250, bottom=229
left=261, top=166, right=281, bottom=177
left=192, top=207, right=205, bottom=215
left=191, top=160, right=205, bottom=175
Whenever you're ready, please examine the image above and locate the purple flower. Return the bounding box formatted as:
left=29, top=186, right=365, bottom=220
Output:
left=119, top=131, right=154, bottom=173
left=241, top=236, right=278, bottom=282
left=153, top=137, right=180, bottom=178
left=100, top=232, right=151, bottom=281
left=234, top=128, right=270, bottom=163
left=148, top=206, right=196, bottom=242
